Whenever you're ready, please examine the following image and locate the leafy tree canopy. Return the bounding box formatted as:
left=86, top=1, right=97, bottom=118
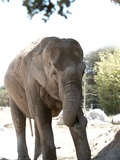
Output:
left=0, top=86, right=9, bottom=106
left=84, top=47, right=119, bottom=109
left=95, top=48, right=120, bottom=114
left=84, top=47, right=117, bottom=76
left=2, top=0, right=75, bottom=22
left=1, top=0, right=120, bottom=22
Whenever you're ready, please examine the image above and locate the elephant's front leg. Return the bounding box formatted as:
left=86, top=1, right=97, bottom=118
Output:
left=26, top=80, right=57, bottom=160
left=69, top=116, right=91, bottom=160
left=34, top=104, right=57, bottom=160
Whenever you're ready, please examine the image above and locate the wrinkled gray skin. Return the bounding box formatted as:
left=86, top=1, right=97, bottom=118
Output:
left=4, top=37, right=91, bottom=160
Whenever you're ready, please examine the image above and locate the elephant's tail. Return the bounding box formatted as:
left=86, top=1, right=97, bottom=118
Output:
left=29, top=118, right=33, bottom=137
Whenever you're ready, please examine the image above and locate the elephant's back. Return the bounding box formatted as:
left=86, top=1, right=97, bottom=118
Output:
left=4, top=55, right=31, bottom=118
left=4, top=53, right=23, bottom=86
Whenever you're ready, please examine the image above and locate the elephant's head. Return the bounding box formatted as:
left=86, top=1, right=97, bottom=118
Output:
left=31, top=37, right=86, bottom=127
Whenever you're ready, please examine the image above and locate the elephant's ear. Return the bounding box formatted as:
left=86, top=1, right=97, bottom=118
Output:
left=30, top=53, right=46, bottom=87
left=77, top=61, right=86, bottom=77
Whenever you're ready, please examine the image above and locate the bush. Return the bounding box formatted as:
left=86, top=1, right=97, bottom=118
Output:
left=95, top=50, right=120, bottom=115
left=0, top=86, right=9, bottom=106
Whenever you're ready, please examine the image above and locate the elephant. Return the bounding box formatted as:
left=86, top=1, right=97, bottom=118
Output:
left=4, top=37, right=91, bottom=160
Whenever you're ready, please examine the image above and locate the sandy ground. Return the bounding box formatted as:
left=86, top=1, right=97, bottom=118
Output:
left=0, top=107, right=119, bottom=160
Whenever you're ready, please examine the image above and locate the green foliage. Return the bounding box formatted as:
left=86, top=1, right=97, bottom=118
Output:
left=84, top=74, right=99, bottom=108
left=0, top=86, right=9, bottom=106
left=1, top=0, right=120, bottom=22
left=1, top=0, right=75, bottom=22
left=22, top=0, right=75, bottom=22
left=84, top=47, right=119, bottom=109
left=84, top=49, right=100, bottom=75
left=84, top=47, right=117, bottom=74
left=95, top=49, right=120, bottom=114
left=84, top=48, right=104, bottom=108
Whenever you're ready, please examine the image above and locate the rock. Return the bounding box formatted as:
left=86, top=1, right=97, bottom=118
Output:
left=112, top=114, right=120, bottom=124
left=4, top=123, right=14, bottom=128
left=93, top=130, right=120, bottom=160
left=0, top=127, right=6, bottom=132
left=86, top=109, right=109, bottom=122
left=56, top=109, right=110, bottom=126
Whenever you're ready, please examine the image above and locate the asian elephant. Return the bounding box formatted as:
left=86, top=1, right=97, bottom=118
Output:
left=4, top=37, right=91, bottom=160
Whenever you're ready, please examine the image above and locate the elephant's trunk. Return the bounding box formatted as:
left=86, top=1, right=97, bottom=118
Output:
left=62, top=83, right=83, bottom=127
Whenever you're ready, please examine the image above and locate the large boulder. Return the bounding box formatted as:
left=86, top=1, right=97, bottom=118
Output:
left=56, top=109, right=110, bottom=126
left=112, top=114, right=120, bottom=125
left=93, top=130, right=120, bottom=160
left=86, top=109, right=110, bottom=124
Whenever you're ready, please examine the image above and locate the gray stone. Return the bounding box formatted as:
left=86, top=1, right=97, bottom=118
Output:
left=86, top=109, right=109, bottom=122
left=112, top=114, right=120, bottom=124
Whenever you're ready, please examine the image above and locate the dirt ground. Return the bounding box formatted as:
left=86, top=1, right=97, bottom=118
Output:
left=0, top=107, right=119, bottom=160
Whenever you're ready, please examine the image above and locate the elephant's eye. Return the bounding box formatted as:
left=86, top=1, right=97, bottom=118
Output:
left=52, top=70, right=56, bottom=76
left=51, top=70, right=57, bottom=80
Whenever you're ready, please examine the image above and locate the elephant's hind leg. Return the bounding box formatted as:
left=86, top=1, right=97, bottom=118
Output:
left=10, top=98, right=31, bottom=160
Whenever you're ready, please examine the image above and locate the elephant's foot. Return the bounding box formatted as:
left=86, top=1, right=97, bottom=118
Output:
left=42, top=154, right=57, bottom=160
left=42, top=151, right=57, bottom=160
left=78, top=157, right=91, bottom=160
left=18, top=156, right=31, bottom=160
left=77, top=151, right=91, bottom=160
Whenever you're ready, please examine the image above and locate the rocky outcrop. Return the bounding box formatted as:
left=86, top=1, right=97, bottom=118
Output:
left=112, top=114, right=120, bottom=125
left=92, top=130, right=120, bottom=160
